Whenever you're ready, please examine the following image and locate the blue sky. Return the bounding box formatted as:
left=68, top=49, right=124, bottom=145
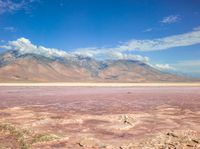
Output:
left=0, top=0, right=200, bottom=76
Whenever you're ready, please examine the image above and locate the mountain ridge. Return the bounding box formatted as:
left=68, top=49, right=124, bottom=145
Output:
left=0, top=50, right=193, bottom=82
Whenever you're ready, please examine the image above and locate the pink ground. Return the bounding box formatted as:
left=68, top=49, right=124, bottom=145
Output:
left=0, top=87, right=200, bottom=148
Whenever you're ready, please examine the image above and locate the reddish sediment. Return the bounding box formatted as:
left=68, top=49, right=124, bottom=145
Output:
left=0, top=87, right=200, bottom=148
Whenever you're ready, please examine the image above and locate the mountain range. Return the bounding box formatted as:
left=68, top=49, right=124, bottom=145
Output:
left=0, top=50, right=192, bottom=83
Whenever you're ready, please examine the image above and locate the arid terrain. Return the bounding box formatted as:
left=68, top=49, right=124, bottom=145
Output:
left=0, top=50, right=191, bottom=83
left=0, top=86, right=200, bottom=149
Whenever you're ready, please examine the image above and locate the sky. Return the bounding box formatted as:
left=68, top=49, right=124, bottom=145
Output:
left=0, top=0, right=200, bottom=76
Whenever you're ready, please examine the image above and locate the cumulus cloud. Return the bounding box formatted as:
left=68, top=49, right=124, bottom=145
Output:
left=1, top=28, right=200, bottom=71
left=1, top=28, right=200, bottom=57
left=73, top=47, right=102, bottom=58
left=0, top=0, right=38, bottom=14
left=0, top=37, right=151, bottom=63
left=73, top=48, right=150, bottom=62
left=154, top=64, right=175, bottom=70
left=106, top=52, right=150, bottom=62
left=1, top=28, right=200, bottom=58
left=160, top=15, right=181, bottom=24
left=1, top=37, right=181, bottom=73
left=7, top=37, right=71, bottom=57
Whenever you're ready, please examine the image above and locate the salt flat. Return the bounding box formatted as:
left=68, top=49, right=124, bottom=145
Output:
left=0, top=86, right=200, bottom=148
left=0, top=82, right=200, bottom=86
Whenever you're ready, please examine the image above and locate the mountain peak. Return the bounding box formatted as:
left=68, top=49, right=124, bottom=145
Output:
left=0, top=49, right=190, bottom=82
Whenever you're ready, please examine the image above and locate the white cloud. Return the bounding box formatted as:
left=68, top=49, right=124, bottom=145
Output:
left=1, top=28, right=200, bottom=57
left=4, top=26, right=16, bottom=32
left=0, top=37, right=151, bottom=63
left=117, top=30, right=200, bottom=51
left=143, top=28, right=153, bottom=32
left=0, top=45, right=12, bottom=50
left=155, top=64, right=175, bottom=70
left=74, top=48, right=150, bottom=62
left=74, top=30, right=200, bottom=52
left=160, top=15, right=181, bottom=24
left=1, top=28, right=200, bottom=72
left=1, top=29, right=200, bottom=58
left=1, top=37, right=182, bottom=77
left=0, top=0, right=37, bottom=14
left=74, top=47, right=102, bottom=58
left=8, top=37, right=71, bottom=58
left=106, top=51, right=150, bottom=62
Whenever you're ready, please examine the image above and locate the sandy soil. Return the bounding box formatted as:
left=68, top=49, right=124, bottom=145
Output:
left=0, top=86, right=200, bottom=149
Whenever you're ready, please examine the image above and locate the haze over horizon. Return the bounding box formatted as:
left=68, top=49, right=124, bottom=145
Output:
left=0, top=0, right=200, bottom=77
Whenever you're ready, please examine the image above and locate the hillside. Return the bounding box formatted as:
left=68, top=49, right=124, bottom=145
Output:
left=0, top=50, right=189, bottom=82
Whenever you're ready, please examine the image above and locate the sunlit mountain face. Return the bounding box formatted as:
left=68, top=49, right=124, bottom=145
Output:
left=0, top=44, right=192, bottom=82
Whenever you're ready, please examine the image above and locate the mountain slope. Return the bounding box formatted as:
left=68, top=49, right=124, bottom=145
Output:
left=0, top=50, right=190, bottom=82
left=0, top=51, right=93, bottom=82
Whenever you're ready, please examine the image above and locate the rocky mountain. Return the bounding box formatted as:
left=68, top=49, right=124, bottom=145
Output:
left=0, top=50, right=190, bottom=82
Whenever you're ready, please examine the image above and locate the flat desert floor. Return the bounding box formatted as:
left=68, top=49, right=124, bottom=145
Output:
left=0, top=86, right=200, bottom=149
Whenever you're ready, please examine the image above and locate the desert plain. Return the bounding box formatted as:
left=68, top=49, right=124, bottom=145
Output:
left=0, top=84, right=200, bottom=149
